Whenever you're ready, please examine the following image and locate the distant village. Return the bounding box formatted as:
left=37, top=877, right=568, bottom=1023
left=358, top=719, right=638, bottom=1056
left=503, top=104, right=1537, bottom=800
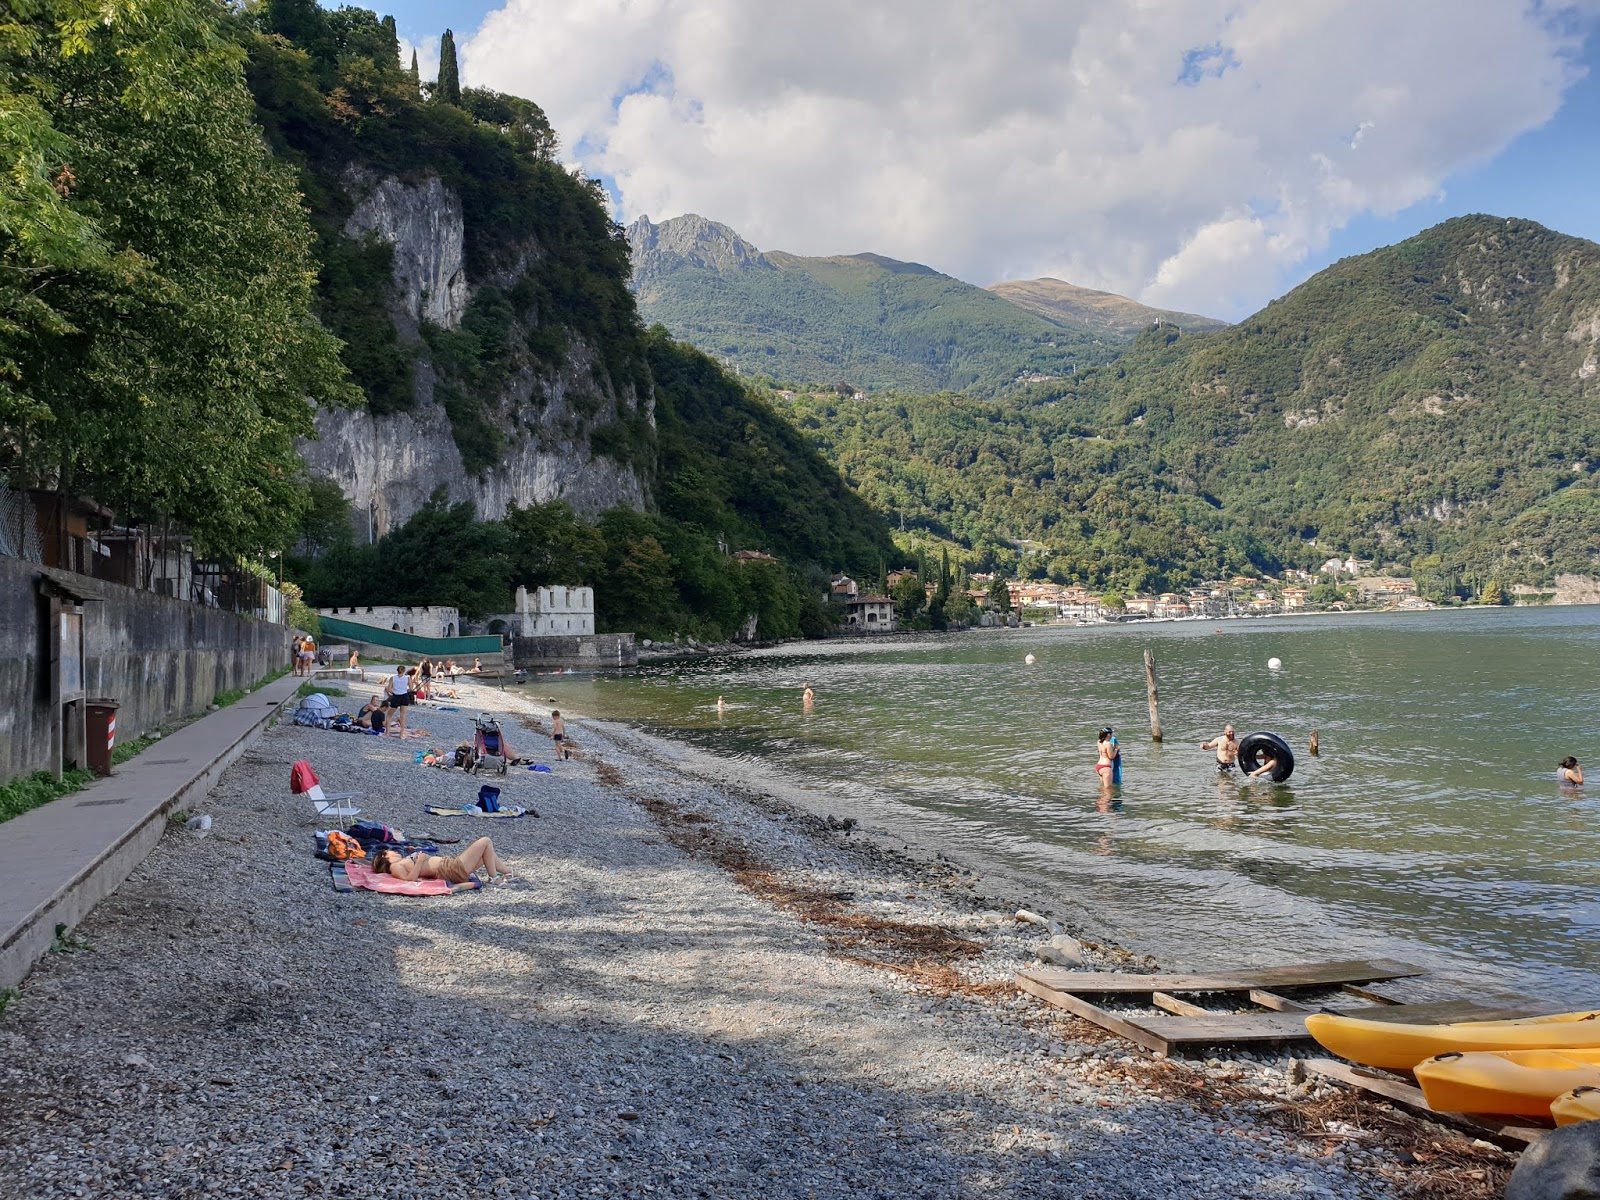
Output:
left=828, top=555, right=1442, bottom=634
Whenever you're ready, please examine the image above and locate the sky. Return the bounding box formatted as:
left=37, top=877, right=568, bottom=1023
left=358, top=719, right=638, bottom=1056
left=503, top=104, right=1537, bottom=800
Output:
left=376, top=0, right=1600, bottom=321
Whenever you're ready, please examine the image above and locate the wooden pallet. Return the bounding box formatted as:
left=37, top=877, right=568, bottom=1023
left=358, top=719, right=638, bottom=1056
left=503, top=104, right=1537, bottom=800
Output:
left=1305, top=1057, right=1549, bottom=1148
left=1015, top=958, right=1550, bottom=1056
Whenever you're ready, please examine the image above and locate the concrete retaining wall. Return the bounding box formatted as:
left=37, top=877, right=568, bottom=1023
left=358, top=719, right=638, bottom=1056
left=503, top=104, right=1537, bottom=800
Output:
left=0, top=556, right=287, bottom=785
left=511, top=633, right=637, bottom=670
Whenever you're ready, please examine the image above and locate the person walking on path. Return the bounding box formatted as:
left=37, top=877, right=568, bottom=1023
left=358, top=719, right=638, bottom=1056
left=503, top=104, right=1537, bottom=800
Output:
left=550, top=711, right=571, bottom=759
left=1202, top=724, right=1240, bottom=774
left=385, top=665, right=414, bottom=738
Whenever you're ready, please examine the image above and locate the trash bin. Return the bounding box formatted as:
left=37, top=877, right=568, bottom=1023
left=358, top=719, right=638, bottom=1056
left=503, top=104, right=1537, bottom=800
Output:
left=86, top=699, right=121, bottom=777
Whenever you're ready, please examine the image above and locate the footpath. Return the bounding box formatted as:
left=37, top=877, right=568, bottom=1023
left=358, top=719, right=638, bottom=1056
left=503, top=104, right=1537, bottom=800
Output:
left=0, top=671, right=303, bottom=990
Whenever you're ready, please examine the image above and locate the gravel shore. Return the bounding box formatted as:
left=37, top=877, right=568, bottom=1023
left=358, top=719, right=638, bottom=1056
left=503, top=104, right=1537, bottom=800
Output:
left=0, top=681, right=1512, bottom=1198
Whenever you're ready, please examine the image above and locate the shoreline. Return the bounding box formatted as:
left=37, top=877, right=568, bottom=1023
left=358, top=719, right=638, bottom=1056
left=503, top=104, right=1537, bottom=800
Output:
left=0, top=678, right=1515, bottom=1197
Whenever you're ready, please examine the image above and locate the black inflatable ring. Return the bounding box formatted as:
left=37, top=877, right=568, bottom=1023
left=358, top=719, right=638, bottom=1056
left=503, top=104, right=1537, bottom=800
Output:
left=1238, top=731, right=1295, bottom=782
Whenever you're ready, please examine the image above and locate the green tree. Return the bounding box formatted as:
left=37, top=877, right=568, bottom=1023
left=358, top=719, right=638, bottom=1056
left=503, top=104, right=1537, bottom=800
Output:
left=1480, top=579, right=1506, bottom=606
left=987, top=577, right=1012, bottom=613
left=1101, top=590, right=1126, bottom=611
left=891, top=573, right=927, bottom=624
left=1, top=0, right=356, bottom=557
left=409, top=48, right=419, bottom=86
left=437, top=27, right=460, bottom=105
left=298, top=478, right=355, bottom=558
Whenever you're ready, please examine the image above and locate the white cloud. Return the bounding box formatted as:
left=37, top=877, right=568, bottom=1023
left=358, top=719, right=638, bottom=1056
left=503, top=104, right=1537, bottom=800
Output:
left=461, top=0, right=1595, bottom=318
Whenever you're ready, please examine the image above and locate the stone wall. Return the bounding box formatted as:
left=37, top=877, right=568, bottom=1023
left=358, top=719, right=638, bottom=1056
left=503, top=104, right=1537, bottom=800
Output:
left=0, top=556, right=287, bottom=785
left=511, top=633, right=637, bottom=670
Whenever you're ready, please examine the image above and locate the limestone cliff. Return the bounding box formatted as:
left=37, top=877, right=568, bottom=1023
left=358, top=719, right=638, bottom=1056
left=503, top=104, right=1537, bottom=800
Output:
left=298, top=171, right=651, bottom=535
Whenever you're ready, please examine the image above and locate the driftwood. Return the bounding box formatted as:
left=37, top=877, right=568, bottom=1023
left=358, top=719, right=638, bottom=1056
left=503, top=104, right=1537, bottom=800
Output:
left=1015, top=909, right=1061, bottom=936
left=1144, top=648, right=1163, bottom=742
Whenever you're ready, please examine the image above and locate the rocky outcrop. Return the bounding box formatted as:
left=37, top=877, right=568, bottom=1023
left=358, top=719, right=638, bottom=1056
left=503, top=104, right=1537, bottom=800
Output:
left=301, top=171, right=651, bottom=534
left=343, top=170, right=469, bottom=331
left=303, top=340, right=648, bottom=534
left=1552, top=573, right=1600, bottom=605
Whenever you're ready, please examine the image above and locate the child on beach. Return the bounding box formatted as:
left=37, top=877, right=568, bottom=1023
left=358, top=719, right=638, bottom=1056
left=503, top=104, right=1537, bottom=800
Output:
left=550, top=711, right=571, bottom=759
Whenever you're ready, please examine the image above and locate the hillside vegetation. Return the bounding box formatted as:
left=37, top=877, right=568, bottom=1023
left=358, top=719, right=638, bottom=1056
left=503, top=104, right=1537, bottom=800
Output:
left=776, top=216, right=1600, bottom=594
left=628, top=215, right=1118, bottom=394
left=249, top=2, right=894, bottom=637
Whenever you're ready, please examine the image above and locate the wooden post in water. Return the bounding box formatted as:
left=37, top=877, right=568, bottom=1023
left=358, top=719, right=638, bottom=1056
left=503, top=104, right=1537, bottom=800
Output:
left=1144, top=648, right=1163, bottom=742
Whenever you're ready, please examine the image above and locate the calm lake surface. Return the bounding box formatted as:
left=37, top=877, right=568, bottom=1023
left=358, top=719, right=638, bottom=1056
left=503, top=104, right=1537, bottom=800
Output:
left=526, top=607, right=1600, bottom=1006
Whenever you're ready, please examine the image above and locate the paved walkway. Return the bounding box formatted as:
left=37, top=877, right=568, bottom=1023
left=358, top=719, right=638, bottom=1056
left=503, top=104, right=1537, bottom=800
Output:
left=0, top=671, right=303, bottom=989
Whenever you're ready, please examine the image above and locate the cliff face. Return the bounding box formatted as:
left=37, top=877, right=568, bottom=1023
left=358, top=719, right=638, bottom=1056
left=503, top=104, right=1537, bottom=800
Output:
left=299, top=171, right=650, bottom=534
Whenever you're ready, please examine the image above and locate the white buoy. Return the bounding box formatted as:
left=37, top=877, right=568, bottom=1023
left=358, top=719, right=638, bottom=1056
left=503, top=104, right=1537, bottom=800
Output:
left=1267, top=657, right=1282, bottom=670
left=1024, top=653, right=1037, bottom=665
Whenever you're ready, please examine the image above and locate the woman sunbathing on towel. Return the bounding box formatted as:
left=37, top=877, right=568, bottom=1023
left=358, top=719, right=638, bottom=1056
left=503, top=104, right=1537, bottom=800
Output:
left=371, top=837, right=510, bottom=885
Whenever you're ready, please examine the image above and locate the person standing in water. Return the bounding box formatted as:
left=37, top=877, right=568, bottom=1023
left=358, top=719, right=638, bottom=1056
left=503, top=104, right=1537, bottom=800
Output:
left=802, top=682, right=815, bottom=712
left=1202, top=724, right=1239, bottom=774
left=1559, top=756, right=1584, bottom=787
left=716, top=695, right=727, bottom=717
left=1096, top=728, right=1120, bottom=785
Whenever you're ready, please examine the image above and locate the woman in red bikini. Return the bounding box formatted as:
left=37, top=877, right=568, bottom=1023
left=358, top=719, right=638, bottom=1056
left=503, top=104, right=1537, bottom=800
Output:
left=1095, top=728, right=1118, bottom=785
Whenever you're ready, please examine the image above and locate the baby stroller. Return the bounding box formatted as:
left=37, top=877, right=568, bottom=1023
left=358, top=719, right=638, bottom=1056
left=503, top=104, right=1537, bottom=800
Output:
left=472, top=715, right=508, bottom=775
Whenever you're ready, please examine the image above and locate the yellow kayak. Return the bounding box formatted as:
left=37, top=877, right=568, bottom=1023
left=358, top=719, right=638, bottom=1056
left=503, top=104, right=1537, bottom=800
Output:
left=1552, top=1086, right=1600, bottom=1126
left=1305, top=1010, right=1600, bottom=1071
left=1415, top=1050, right=1600, bottom=1117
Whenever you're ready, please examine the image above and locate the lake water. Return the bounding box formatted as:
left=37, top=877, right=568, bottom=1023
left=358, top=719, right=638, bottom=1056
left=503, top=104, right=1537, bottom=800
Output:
left=524, top=608, right=1600, bottom=1007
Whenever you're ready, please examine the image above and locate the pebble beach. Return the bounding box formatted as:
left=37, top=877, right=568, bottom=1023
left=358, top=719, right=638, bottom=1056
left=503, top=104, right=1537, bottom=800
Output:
left=0, top=679, right=1514, bottom=1199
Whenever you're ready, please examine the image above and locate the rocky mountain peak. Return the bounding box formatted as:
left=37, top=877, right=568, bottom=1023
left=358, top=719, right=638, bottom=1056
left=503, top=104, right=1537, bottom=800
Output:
left=627, top=213, right=770, bottom=277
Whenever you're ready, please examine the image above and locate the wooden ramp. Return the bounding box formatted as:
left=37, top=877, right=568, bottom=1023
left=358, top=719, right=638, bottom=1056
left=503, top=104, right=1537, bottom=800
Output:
left=1015, top=958, right=1551, bottom=1056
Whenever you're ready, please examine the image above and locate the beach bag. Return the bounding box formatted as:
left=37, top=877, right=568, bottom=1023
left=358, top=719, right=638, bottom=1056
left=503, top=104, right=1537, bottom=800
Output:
left=315, top=830, right=367, bottom=862
left=476, top=785, right=501, bottom=813
left=347, top=822, right=401, bottom=847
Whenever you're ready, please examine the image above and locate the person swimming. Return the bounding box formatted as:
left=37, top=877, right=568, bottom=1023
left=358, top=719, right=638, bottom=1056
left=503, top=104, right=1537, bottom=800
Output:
left=1559, top=756, right=1584, bottom=787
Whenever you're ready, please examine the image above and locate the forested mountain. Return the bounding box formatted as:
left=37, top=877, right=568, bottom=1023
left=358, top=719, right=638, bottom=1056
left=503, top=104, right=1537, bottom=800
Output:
left=986, top=279, right=1226, bottom=339
left=628, top=215, right=1121, bottom=394
left=775, top=216, right=1600, bottom=594
left=243, top=2, right=894, bottom=636
left=1, top=0, right=895, bottom=641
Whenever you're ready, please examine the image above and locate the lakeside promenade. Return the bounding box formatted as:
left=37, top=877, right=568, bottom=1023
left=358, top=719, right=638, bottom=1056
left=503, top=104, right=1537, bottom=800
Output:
left=0, top=680, right=1511, bottom=1197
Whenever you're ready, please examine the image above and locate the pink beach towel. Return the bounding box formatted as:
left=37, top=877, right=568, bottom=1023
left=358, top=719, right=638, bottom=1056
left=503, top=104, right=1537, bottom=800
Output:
left=343, top=862, right=455, bottom=896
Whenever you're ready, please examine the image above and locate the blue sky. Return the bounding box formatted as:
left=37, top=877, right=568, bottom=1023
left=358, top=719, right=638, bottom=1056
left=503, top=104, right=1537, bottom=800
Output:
left=366, top=1, right=1600, bottom=318
left=1304, top=45, right=1600, bottom=281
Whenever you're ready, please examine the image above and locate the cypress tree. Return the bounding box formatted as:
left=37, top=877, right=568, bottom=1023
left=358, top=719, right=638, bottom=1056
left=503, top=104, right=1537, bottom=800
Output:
left=409, top=48, right=420, bottom=86
left=380, top=14, right=398, bottom=62
left=438, top=28, right=461, bottom=105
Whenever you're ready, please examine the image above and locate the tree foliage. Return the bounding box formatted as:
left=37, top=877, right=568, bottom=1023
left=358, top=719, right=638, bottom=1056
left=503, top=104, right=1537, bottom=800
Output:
left=0, top=0, right=356, bottom=556
left=436, top=27, right=460, bottom=106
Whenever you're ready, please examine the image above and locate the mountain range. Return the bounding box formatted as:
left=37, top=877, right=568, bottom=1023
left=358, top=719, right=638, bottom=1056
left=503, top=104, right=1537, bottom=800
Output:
left=627, top=214, right=1224, bottom=395
left=770, top=215, right=1600, bottom=591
